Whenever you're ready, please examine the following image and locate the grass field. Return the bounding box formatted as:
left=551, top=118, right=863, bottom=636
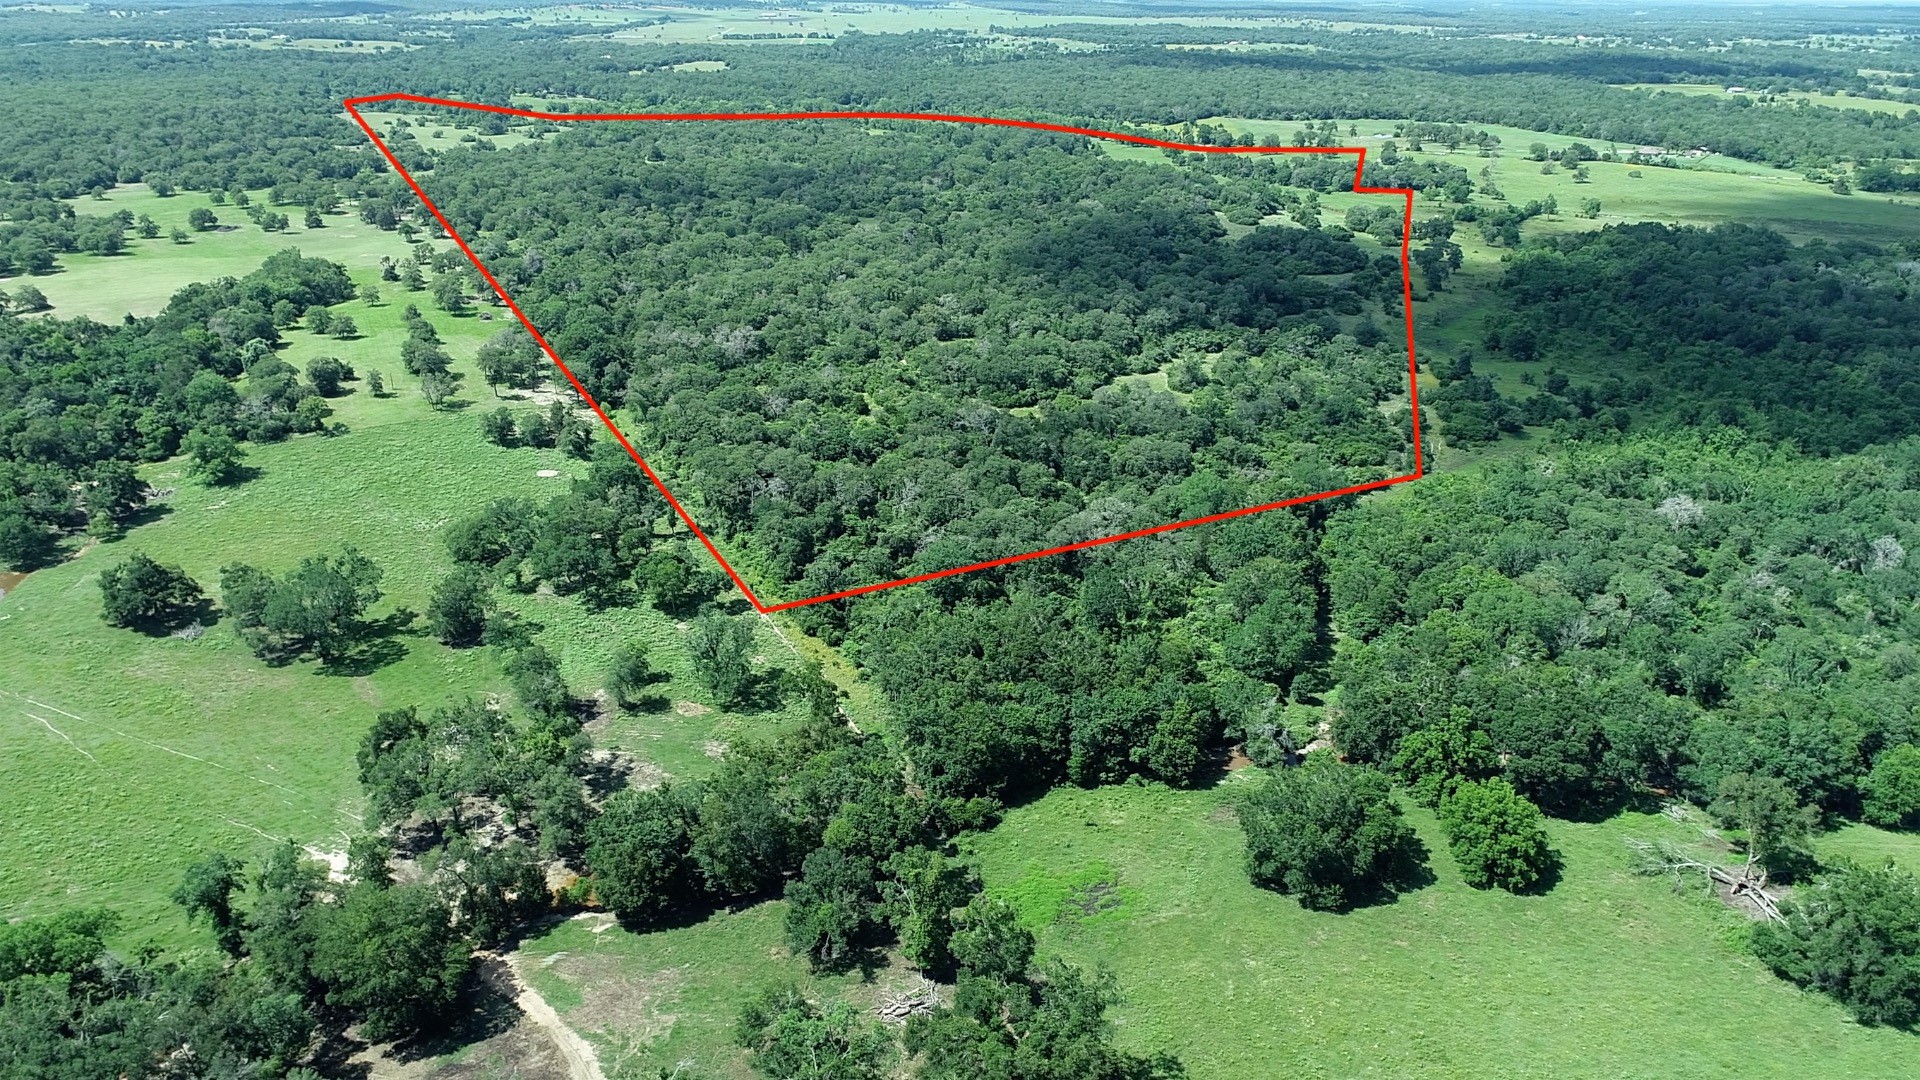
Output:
left=517, top=905, right=914, bottom=1080
left=963, top=781, right=1918, bottom=1079
left=38, top=185, right=419, bottom=321
left=512, top=777, right=1920, bottom=1079
left=1616, top=83, right=1920, bottom=117
left=1192, top=116, right=1920, bottom=245
left=0, top=202, right=825, bottom=946
left=581, top=4, right=1426, bottom=46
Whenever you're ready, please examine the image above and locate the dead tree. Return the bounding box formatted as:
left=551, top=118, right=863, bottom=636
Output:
left=876, top=977, right=941, bottom=1023
left=1627, top=824, right=1786, bottom=924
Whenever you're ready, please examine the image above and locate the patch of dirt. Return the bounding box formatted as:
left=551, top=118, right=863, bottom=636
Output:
left=1208, top=803, right=1239, bottom=824
left=522, top=385, right=595, bottom=413
left=1223, top=744, right=1253, bottom=771
left=494, top=954, right=606, bottom=1080
left=416, top=1022, right=567, bottom=1080
left=537, top=469, right=561, bottom=478
left=305, top=845, right=350, bottom=884
left=702, top=739, right=728, bottom=759
left=584, top=690, right=616, bottom=734
left=536, top=950, right=685, bottom=1049
left=672, top=700, right=710, bottom=717
left=583, top=747, right=666, bottom=794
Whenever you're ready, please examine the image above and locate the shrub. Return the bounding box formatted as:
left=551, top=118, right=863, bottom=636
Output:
left=1439, top=778, right=1554, bottom=892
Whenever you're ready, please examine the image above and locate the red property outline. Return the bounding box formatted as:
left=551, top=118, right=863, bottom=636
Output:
left=342, top=93, right=1425, bottom=613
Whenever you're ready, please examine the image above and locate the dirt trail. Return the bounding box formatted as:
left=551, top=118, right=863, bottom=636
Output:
left=491, top=952, right=606, bottom=1080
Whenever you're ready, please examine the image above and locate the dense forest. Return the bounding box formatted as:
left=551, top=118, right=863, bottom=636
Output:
left=419, top=119, right=1416, bottom=609
left=1482, top=223, right=1920, bottom=452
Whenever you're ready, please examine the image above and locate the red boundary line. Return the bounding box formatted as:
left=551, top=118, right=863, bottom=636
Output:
left=341, top=93, right=1425, bottom=613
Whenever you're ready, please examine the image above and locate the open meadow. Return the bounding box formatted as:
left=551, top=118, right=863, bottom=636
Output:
left=0, top=195, right=823, bottom=945
left=1616, top=83, right=1920, bottom=117
left=510, top=776, right=1920, bottom=1080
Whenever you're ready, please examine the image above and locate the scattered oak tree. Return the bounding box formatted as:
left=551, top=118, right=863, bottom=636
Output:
left=306, top=356, right=353, bottom=397
left=736, top=985, right=893, bottom=1080
left=604, top=640, right=658, bottom=708
left=583, top=784, right=702, bottom=927
left=98, top=552, right=204, bottom=632
left=309, top=882, right=470, bottom=1042
left=425, top=565, right=494, bottom=647
left=184, top=428, right=247, bottom=486
left=220, top=546, right=385, bottom=663
left=1391, top=707, right=1497, bottom=807
left=689, top=612, right=756, bottom=707
left=1238, top=756, right=1418, bottom=911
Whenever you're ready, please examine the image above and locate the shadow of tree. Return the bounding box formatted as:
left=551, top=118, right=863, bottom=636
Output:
left=321, top=608, right=419, bottom=677
left=385, top=957, right=523, bottom=1065
left=122, top=595, right=222, bottom=638
left=118, top=500, right=175, bottom=531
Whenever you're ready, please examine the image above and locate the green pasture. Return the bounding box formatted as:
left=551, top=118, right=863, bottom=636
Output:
left=1196, top=115, right=1920, bottom=244
left=39, top=184, right=418, bottom=321
left=513, top=777, right=1920, bottom=1080
left=359, top=109, right=542, bottom=154
left=588, top=4, right=1408, bottom=47
left=1616, top=83, right=1920, bottom=117
left=0, top=219, right=815, bottom=945
left=959, top=781, right=1919, bottom=1080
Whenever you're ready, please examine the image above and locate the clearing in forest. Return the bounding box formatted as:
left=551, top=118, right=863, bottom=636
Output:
left=345, top=94, right=1427, bottom=612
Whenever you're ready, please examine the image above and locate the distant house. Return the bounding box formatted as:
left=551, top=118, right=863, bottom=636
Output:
left=1726, top=86, right=1748, bottom=94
